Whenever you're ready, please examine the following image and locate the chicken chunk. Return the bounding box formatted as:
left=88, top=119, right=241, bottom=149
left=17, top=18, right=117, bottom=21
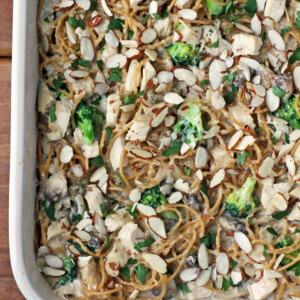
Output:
left=288, top=201, right=300, bottom=221
left=125, top=114, right=151, bottom=141
left=140, top=61, right=156, bottom=91
left=78, top=257, right=101, bottom=290
left=45, top=171, right=68, bottom=201
left=38, top=81, right=55, bottom=114
left=247, top=277, right=277, bottom=300
left=264, top=0, right=286, bottom=22
left=106, top=94, right=122, bottom=128
left=110, top=136, right=128, bottom=170
left=153, top=17, right=172, bottom=38
left=125, top=60, right=141, bottom=94
left=84, top=184, right=105, bottom=215
left=232, top=34, right=263, bottom=56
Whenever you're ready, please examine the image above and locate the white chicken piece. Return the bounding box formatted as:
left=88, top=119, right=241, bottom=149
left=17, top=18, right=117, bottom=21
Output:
left=125, top=114, right=151, bottom=141
left=110, top=136, right=128, bottom=170
left=288, top=202, right=300, bottom=221
left=48, top=101, right=72, bottom=140
left=125, top=60, right=141, bottom=94
left=209, top=146, right=232, bottom=172
left=45, top=171, right=68, bottom=201
left=118, top=223, right=144, bottom=256
left=232, top=33, right=263, bottom=56
left=180, top=282, right=212, bottom=299
left=105, top=209, right=127, bottom=232
left=101, top=44, right=118, bottom=63
left=181, top=27, right=201, bottom=44
left=38, top=81, right=55, bottom=114
left=93, top=17, right=110, bottom=37
left=228, top=104, right=255, bottom=129
left=264, top=0, right=286, bottom=22
left=153, top=17, right=172, bottom=38
left=84, top=184, right=105, bottom=215
left=106, top=94, right=122, bottom=128
left=47, top=218, right=69, bottom=240
left=140, top=61, right=156, bottom=91
left=78, top=257, right=101, bottom=290
left=55, top=279, right=83, bottom=299
left=247, top=277, right=277, bottom=300
left=72, top=77, right=95, bottom=99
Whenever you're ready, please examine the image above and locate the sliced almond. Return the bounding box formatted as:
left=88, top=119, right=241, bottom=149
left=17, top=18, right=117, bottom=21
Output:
left=178, top=9, right=197, bottom=20
left=234, top=136, right=256, bottom=151
left=105, top=30, right=119, bottom=48
left=90, top=167, right=107, bottom=184
left=75, top=0, right=91, bottom=10
left=203, top=125, right=220, bottom=139
left=195, top=147, right=208, bottom=168
left=165, top=114, right=176, bottom=128
left=180, top=143, right=190, bottom=155
left=145, top=49, right=157, bottom=61
left=293, top=66, right=300, bottom=91
left=228, top=130, right=243, bottom=150
left=66, top=21, right=77, bottom=44
left=129, top=188, right=141, bottom=203
left=68, top=244, right=82, bottom=256
left=149, top=0, right=158, bottom=15
left=125, top=48, right=143, bottom=60
left=101, top=0, right=113, bottom=16
left=88, top=15, right=102, bottom=28
left=157, top=71, right=174, bottom=84
left=210, top=169, right=225, bottom=188
left=234, top=231, right=252, bottom=254
left=143, top=253, right=167, bottom=273
left=216, top=252, right=229, bottom=275
left=198, top=243, right=209, bottom=269
left=70, top=70, right=89, bottom=79
left=251, top=14, right=262, bottom=36
left=164, top=92, right=184, bottom=105
left=73, top=230, right=91, bottom=242
left=147, top=216, right=167, bottom=239
left=80, top=37, right=94, bottom=61
left=106, top=54, right=127, bottom=68
left=199, top=55, right=212, bottom=70
left=93, top=213, right=107, bottom=236
left=137, top=203, right=156, bottom=217
left=173, top=30, right=183, bottom=42
left=42, top=267, right=66, bottom=277
left=231, top=271, right=243, bottom=285
left=179, top=267, right=200, bottom=282
left=44, top=255, right=64, bottom=269
left=262, top=17, right=274, bottom=29
left=195, top=268, right=212, bottom=287
left=211, top=91, right=226, bottom=110
left=130, top=148, right=154, bottom=159
left=268, top=29, right=285, bottom=52
left=253, top=84, right=266, bottom=97
left=234, top=23, right=253, bottom=34
left=251, top=96, right=264, bottom=107
left=64, top=69, right=76, bottom=83
left=285, top=155, right=296, bottom=175
left=239, top=57, right=261, bottom=70
left=257, top=0, right=266, bottom=11
left=60, top=145, right=73, bottom=163
left=257, top=157, right=274, bottom=178
left=76, top=218, right=92, bottom=231
left=273, top=193, right=288, bottom=211
left=150, top=106, right=168, bottom=128
left=174, top=179, right=191, bottom=194
left=54, top=0, right=74, bottom=11
left=264, top=269, right=282, bottom=279
left=38, top=246, right=50, bottom=258
left=94, top=82, right=110, bottom=95
left=140, top=28, right=157, bottom=44
left=120, top=40, right=139, bottom=48
left=266, top=88, right=280, bottom=112
left=168, top=191, right=183, bottom=204
left=290, top=187, right=300, bottom=198
left=173, top=68, right=196, bottom=86
left=209, top=60, right=227, bottom=90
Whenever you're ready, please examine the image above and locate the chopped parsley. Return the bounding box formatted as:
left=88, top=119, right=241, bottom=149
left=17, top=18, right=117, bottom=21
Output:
left=163, top=140, right=181, bottom=157
left=71, top=214, right=82, bottom=223
left=273, top=86, right=286, bottom=98
left=134, top=237, right=155, bottom=252
left=49, top=103, right=57, bottom=122
left=200, top=231, right=216, bottom=249
left=41, top=200, right=56, bottom=221
left=105, top=127, right=112, bottom=140
left=120, top=266, right=131, bottom=279
left=281, top=26, right=291, bottom=36
left=123, top=91, right=144, bottom=104
left=223, top=72, right=237, bottom=85
left=96, top=60, right=104, bottom=71
left=127, top=30, right=134, bottom=40
left=177, top=283, right=192, bottom=294
left=68, top=16, right=86, bottom=30
left=106, top=235, right=110, bottom=248
left=118, top=172, right=125, bottom=187
left=237, top=152, right=251, bottom=166
left=200, top=180, right=210, bottom=201
left=206, top=38, right=219, bottom=48
left=263, top=244, right=268, bottom=257
left=272, top=209, right=291, bottom=220
left=134, top=264, right=148, bottom=284
left=109, top=67, right=123, bottom=83
left=90, top=156, right=105, bottom=166
left=128, top=258, right=138, bottom=264
left=231, top=259, right=238, bottom=268
left=221, top=277, right=231, bottom=291
left=152, top=9, right=168, bottom=20
left=108, top=18, right=123, bottom=30
left=267, top=227, right=279, bottom=236
left=243, top=0, right=257, bottom=16
left=289, top=48, right=300, bottom=64
left=71, top=59, right=90, bottom=69
left=200, top=79, right=209, bottom=86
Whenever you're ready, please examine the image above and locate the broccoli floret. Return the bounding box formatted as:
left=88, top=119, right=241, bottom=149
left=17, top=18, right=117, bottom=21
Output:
left=225, top=177, right=257, bottom=218
left=58, top=256, right=77, bottom=286
left=273, top=96, right=300, bottom=130
left=75, top=102, right=103, bottom=145
left=206, top=0, right=225, bottom=15
left=166, top=42, right=202, bottom=66
left=140, top=182, right=167, bottom=208
left=275, top=238, right=300, bottom=276
left=173, top=103, right=204, bottom=145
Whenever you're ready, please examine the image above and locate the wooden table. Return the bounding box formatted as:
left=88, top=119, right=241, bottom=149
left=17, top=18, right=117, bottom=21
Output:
left=0, top=1, right=25, bottom=298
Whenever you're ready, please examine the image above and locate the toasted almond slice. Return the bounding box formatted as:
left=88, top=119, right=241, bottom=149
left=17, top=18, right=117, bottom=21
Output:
left=73, top=230, right=91, bottom=242
left=195, top=268, right=212, bottom=287
left=125, top=48, right=143, bottom=60
left=42, top=267, right=66, bottom=277
left=257, top=0, right=266, bottom=11
left=54, top=0, right=74, bottom=11
left=130, top=148, right=154, bottom=159
left=293, top=66, right=300, bottom=91
left=68, top=244, right=82, bottom=256
left=173, top=30, right=183, bottom=42
left=266, top=88, right=280, bottom=112
left=196, top=169, right=203, bottom=180
left=105, top=30, right=119, bottom=48
left=147, top=216, right=167, bottom=239
left=106, top=54, right=127, bottom=68
left=66, top=21, right=77, bottom=44
left=101, top=0, right=113, bottom=16
left=93, top=212, right=107, bottom=236
left=199, top=56, right=212, bottom=70
left=210, top=169, right=225, bottom=188
left=234, top=136, right=255, bottom=151
left=60, top=145, right=73, bottom=164
left=179, top=267, right=200, bottom=282
left=76, top=218, right=93, bottom=231
left=234, top=23, right=253, bottom=33
left=274, top=254, right=285, bottom=270
left=145, top=49, right=157, bottom=61
left=178, top=9, right=197, bottom=20
left=180, top=143, right=190, bottom=155
left=120, top=40, right=139, bottom=48
left=234, top=231, right=252, bottom=254
left=143, top=253, right=167, bottom=273
left=75, top=0, right=91, bottom=10
left=70, top=70, right=89, bottom=79
left=251, top=96, right=264, bottom=107
left=216, top=252, right=229, bottom=275
left=150, top=106, right=168, bottom=128
left=211, top=91, right=226, bottom=110
left=251, top=14, right=262, bottom=36
left=90, top=167, right=107, bottom=184
left=94, top=82, right=110, bottom=95
left=173, top=68, right=196, bottom=86
left=253, top=84, right=266, bottom=97
left=285, top=155, right=296, bottom=175
left=174, top=178, right=191, bottom=194
left=64, top=69, right=76, bottom=83
left=129, top=188, right=141, bottom=203
left=209, top=60, right=227, bottom=90
left=165, top=114, right=176, bottom=128
left=268, top=29, right=285, bottom=51
left=290, top=187, right=300, bottom=198
left=204, top=125, right=220, bottom=139
left=273, top=193, right=288, bottom=211
left=137, top=203, right=156, bottom=217
left=80, top=37, right=94, bottom=61
left=239, top=57, right=261, bottom=70
left=44, top=255, right=64, bottom=269
left=198, top=243, right=209, bottom=269
left=149, top=0, right=158, bottom=15
left=264, top=269, right=283, bottom=279
left=262, top=17, right=274, bottom=28
left=38, top=246, right=50, bottom=258
left=228, top=130, right=243, bottom=150
left=164, top=92, right=184, bottom=105
left=168, top=191, right=183, bottom=204
left=140, top=28, right=157, bottom=44
left=257, top=157, right=274, bottom=178
left=157, top=71, right=174, bottom=84
left=231, top=271, right=243, bottom=285
left=195, top=147, right=208, bottom=168
left=88, top=15, right=102, bottom=28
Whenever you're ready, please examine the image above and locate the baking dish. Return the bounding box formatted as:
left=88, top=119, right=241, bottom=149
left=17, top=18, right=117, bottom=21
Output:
left=9, top=0, right=59, bottom=299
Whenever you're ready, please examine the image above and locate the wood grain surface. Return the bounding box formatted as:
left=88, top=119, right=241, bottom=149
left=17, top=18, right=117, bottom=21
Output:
left=0, top=0, right=25, bottom=298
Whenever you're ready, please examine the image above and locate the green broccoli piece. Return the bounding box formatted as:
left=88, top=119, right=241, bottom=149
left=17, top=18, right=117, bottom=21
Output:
left=273, top=96, right=300, bottom=130
left=206, top=0, right=225, bottom=15
left=75, top=102, right=103, bottom=145
left=275, top=238, right=300, bottom=276
left=140, top=182, right=167, bottom=208
left=173, top=103, right=204, bottom=145
left=166, top=42, right=202, bottom=66
left=58, top=257, right=77, bottom=286
left=225, top=177, right=257, bottom=218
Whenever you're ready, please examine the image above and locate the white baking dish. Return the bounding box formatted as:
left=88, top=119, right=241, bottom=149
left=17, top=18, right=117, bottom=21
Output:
left=9, top=1, right=59, bottom=299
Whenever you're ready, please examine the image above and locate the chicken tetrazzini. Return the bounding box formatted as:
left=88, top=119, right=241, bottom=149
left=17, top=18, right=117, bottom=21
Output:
left=36, top=0, right=300, bottom=299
